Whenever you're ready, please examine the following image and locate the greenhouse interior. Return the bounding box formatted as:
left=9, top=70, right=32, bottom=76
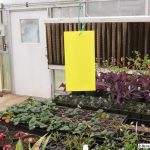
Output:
left=0, top=0, right=150, bottom=149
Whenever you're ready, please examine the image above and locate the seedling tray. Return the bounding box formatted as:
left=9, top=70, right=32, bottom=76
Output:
left=0, top=121, right=47, bottom=136
left=124, top=118, right=150, bottom=127
left=123, top=118, right=150, bottom=133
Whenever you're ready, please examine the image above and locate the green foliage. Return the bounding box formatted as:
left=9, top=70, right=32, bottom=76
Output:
left=73, top=121, right=89, bottom=135
left=120, top=130, right=138, bottom=149
left=95, top=130, right=139, bottom=150
left=92, top=109, right=110, bottom=119
left=49, top=132, right=61, bottom=142
left=16, top=139, right=24, bottom=150
left=127, top=51, right=149, bottom=70
left=14, top=129, right=144, bottom=150
left=64, top=134, right=94, bottom=150
left=0, top=97, right=124, bottom=138
left=59, top=125, right=70, bottom=131
left=97, top=51, right=150, bottom=74
left=15, top=134, right=50, bottom=150
left=2, top=97, right=59, bottom=130
left=108, top=66, right=129, bottom=73
left=47, top=116, right=63, bottom=131
left=69, top=108, right=84, bottom=116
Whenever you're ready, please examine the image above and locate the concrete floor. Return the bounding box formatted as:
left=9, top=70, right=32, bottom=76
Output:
left=0, top=94, right=28, bottom=111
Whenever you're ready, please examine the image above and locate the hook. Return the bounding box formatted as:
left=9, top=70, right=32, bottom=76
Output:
left=26, top=2, right=29, bottom=7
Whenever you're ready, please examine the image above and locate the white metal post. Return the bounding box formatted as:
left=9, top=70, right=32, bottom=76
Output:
left=145, top=0, right=149, bottom=16
left=7, top=10, right=14, bottom=93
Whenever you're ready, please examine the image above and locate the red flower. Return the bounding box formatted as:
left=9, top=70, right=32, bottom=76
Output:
left=3, top=144, right=11, bottom=150
left=0, top=133, right=6, bottom=140
left=15, top=132, right=28, bottom=138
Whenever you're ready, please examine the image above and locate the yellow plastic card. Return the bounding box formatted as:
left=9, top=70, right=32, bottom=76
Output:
left=64, top=31, right=96, bottom=91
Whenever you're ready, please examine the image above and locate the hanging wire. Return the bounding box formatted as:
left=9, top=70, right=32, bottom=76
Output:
left=78, top=2, right=85, bottom=32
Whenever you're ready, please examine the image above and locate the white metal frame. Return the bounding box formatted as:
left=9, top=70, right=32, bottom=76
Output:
left=5, top=1, right=86, bottom=97
left=45, top=16, right=150, bottom=23
left=3, top=0, right=150, bottom=98
left=46, top=15, right=150, bottom=97
left=49, top=65, right=65, bottom=98
left=0, top=2, right=79, bottom=94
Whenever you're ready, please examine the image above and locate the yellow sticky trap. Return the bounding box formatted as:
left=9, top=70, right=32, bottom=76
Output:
left=64, top=31, right=96, bottom=91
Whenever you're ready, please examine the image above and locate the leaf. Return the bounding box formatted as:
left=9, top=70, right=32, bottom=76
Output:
left=13, top=118, right=21, bottom=125
left=29, top=117, right=37, bottom=130
left=41, top=134, right=51, bottom=150
left=59, top=126, right=70, bottom=131
left=28, top=143, right=32, bottom=150
left=126, top=57, right=135, bottom=62
left=32, top=134, right=47, bottom=150
left=40, top=123, right=47, bottom=128
left=47, top=125, right=54, bottom=131
left=15, top=139, right=24, bottom=150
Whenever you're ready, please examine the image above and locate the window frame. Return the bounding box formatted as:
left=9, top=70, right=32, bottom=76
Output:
left=20, top=18, right=40, bottom=44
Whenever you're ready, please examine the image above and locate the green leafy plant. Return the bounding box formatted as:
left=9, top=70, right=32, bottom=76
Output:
left=73, top=121, right=89, bottom=135
left=0, top=98, right=125, bottom=137
left=127, top=51, right=150, bottom=71
left=47, top=117, right=62, bottom=131
left=64, top=133, right=94, bottom=150
left=93, top=109, right=110, bottom=119
left=15, top=134, right=50, bottom=150
left=98, top=137, right=117, bottom=150
left=49, top=132, right=61, bottom=142
left=95, top=129, right=139, bottom=150
left=119, top=130, right=138, bottom=150
left=67, top=108, right=84, bottom=117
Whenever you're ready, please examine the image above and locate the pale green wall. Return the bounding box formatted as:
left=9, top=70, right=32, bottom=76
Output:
left=0, top=53, right=11, bottom=90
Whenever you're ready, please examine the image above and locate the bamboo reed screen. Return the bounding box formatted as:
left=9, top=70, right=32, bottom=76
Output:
left=46, top=22, right=150, bottom=66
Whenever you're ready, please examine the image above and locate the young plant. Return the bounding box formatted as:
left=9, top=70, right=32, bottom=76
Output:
left=15, top=134, right=50, bottom=150
left=49, top=132, right=61, bottom=142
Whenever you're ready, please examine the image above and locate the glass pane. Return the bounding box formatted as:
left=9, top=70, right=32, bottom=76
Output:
left=20, top=19, right=40, bottom=43
left=86, top=0, right=145, bottom=17
left=52, top=6, right=83, bottom=18
left=52, top=8, right=62, bottom=18
left=86, top=1, right=119, bottom=17
left=119, top=0, right=145, bottom=16
left=54, top=70, right=65, bottom=91
left=62, top=6, right=83, bottom=18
